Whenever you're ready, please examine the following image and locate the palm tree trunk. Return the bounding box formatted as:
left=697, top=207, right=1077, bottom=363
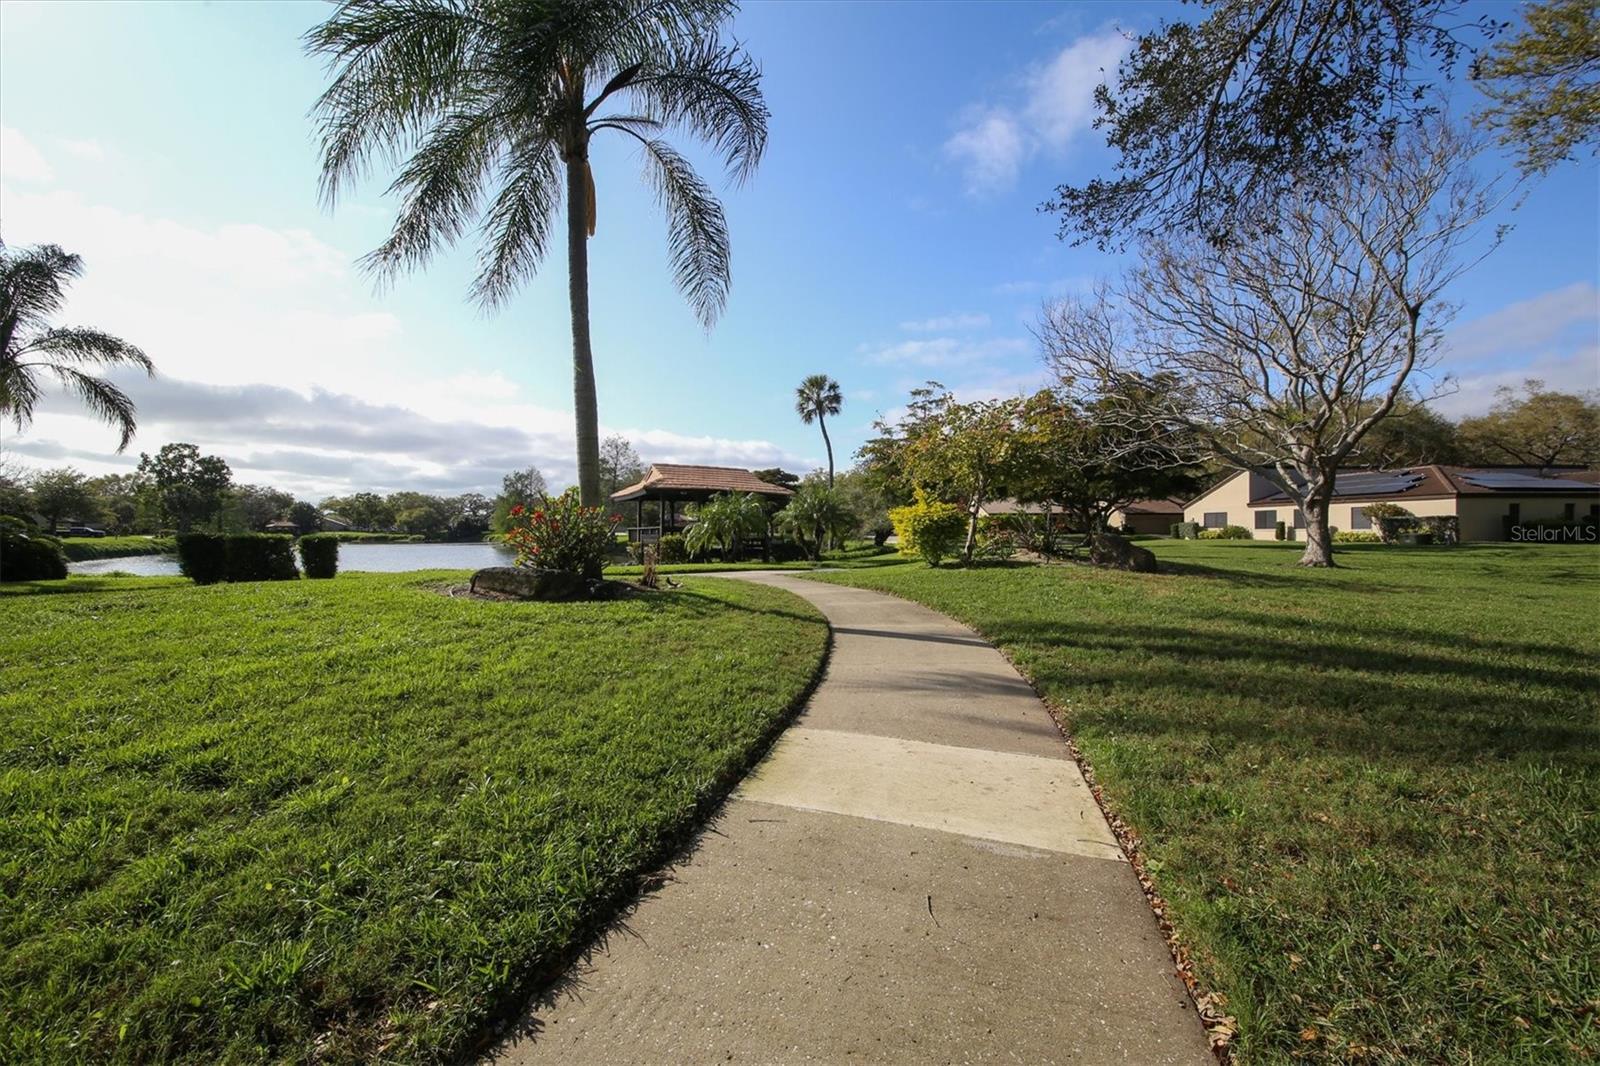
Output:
left=566, top=152, right=601, bottom=507
left=819, top=413, right=835, bottom=487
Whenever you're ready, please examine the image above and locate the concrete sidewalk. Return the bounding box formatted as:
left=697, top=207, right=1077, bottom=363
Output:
left=489, top=573, right=1211, bottom=1065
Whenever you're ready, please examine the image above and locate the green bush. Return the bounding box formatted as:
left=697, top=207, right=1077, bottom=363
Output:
left=1, top=527, right=69, bottom=581
left=298, top=534, right=339, bottom=579
left=656, top=533, right=688, bottom=563
left=226, top=534, right=299, bottom=582
left=1174, top=521, right=1201, bottom=540
left=176, top=533, right=228, bottom=585
left=1334, top=530, right=1383, bottom=543
left=177, top=533, right=298, bottom=584
left=1275, top=520, right=1286, bottom=541
left=888, top=490, right=966, bottom=567
left=1198, top=524, right=1253, bottom=540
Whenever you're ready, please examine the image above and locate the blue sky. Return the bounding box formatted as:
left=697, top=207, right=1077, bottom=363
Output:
left=1, top=0, right=1596, bottom=498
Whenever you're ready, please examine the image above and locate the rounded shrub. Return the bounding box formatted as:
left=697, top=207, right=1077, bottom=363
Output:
left=888, top=490, right=966, bottom=567
left=176, top=533, right=228, bottom=585
left=1, top=527, right=69, bottom=581
left=656, top=532, right=689, bottom=564
left=226, top=534, right=299, bottom=582
left=298, top=534, right=339, bottom=579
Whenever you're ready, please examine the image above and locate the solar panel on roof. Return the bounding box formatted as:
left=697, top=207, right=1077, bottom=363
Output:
left=1458, top=472, right=1595, bottom=491
left=1332, top=471, right=1425, bottom=496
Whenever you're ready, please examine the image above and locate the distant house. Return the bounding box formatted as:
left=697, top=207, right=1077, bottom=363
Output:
left=1183, top=466, right=1600, bottom=541
left=319, top=512, right=353, bottom=532
left=610, top=463, right=795, bottom=542
left=1107, top=497, right=1186, bottom=535
left=265, top=519, right=298, bottom=533
left=979, top=497, right=1183, bottom=535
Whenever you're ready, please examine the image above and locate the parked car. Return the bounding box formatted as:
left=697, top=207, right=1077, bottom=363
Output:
left=58, top=525, right=109, bottom=537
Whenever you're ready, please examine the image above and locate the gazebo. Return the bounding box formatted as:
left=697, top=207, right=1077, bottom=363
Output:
left=609, top=463, right=794, bottom=545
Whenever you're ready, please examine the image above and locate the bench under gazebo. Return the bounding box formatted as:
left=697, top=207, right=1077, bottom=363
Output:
left=609, top=463, right=794, bottom=548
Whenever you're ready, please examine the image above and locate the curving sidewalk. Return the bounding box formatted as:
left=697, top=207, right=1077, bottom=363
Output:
left=490, top=573, right=1212, bottom=1065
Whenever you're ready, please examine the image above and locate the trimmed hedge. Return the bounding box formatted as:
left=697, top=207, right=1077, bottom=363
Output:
left=298, top=534, right=339, bottom=579
left=177, top=533, right=299, bottom=584
left=1, top=528, right=69, bottom=581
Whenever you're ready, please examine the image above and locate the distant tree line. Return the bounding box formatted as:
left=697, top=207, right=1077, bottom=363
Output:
left=0, top=437, right=664, bottom=542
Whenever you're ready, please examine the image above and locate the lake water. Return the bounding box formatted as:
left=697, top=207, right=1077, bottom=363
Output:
left=68, top=541, right=516, bottom=577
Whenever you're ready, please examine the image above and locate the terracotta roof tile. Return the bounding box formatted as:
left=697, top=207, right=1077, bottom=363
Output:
left=610, top=464, right=795, bottom=501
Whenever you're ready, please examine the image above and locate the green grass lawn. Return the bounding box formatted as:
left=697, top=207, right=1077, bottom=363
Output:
left=810, top=541, right=1600, bottom=1065
left=0, top=572, right=827, bottom=1064
left=58, top=535, right=175, bottom=561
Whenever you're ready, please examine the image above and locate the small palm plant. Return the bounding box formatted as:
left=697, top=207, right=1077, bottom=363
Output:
left=307, top=0, right=769, bottom=506
left=0, top=240, right=154, bottom=450
left=685, top=491, right=764, bottom=560
left=795, top=373, right=842, bottom=486
left=777, top=483, right=855, bottom=559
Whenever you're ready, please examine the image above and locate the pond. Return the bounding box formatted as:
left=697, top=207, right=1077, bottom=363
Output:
left=68, top=541, right=517, bottom=577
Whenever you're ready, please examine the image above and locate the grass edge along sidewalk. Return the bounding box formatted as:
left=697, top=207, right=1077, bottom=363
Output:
left=806, top=540, right=1600, bottom=1065
left=0, top=571, right=828, bottom=1064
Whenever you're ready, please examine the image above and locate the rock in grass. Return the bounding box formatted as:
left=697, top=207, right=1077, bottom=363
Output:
left=1088, top=532, right=1158, bottom=573
left=470, top=566, right=590, bottom=601
left=468, top=566, right=636, bottom=601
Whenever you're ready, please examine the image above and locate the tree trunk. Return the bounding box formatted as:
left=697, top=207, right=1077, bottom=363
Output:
left=819, top=414, right=835, bottom=487
left=1298, top=495, right=1336, bottom=567
left=565, top=152, right=601, bottom=507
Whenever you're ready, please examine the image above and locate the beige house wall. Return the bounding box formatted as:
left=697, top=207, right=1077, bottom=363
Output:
left=1456, top=495, right=1597, bottom=542
left=1183, top=472, right=1260, bottom=535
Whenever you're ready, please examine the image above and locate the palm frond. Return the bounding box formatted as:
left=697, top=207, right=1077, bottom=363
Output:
left=634, top=136, right=730, bottom=329
left=0, top=360, right=44, bottom=433
left=24, top=328, right=155, bottom=374
left=470, top=136, right=563, bottom=308
left=47, top=366, right=140, bottom=451
left=306, top=0, right=489, bottom=205
left=629, top=37, right=768, bottom=183
left=1, top=244, right=84, bottom=341
left=361, top=104, right=510, bottom=281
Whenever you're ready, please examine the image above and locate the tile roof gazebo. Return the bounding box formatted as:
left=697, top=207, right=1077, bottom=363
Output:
left=610, top=463, right=795, bottom=545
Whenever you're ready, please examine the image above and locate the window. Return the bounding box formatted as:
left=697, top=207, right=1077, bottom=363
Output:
left=1203, top=511, right=1227, bottom=529
left=1254, top=509, right=1278, bottom=530
left=1351, top=506, right=1372, bottom=530
left=1509, top=503, right=1521, bottom=523
left=1564, top=503, right=1576, bottom=521
left=1293, top=509, right=1305, bottom=529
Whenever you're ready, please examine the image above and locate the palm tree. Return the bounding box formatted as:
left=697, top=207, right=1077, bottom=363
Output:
left=685, top=490, right=764, bottom=560
left=0, top=240, right=154, bottom=451
left=795, top=373, right=842, bottom=486
left=307, top=0, right=768, bottom=506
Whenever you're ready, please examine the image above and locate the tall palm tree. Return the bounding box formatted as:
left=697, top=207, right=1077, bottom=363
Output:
left=0, top=240, right=154, bottom=451
left=794, top=372, right=842, bottom=486
left=307, top=0, right=768, bottom=506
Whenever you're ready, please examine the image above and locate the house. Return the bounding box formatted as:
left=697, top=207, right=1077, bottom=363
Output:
left=609, top=464, right=794, bottom=542
left=1183, top=466, right=1600, bottom=542
left=980, top=498, right=1182, bottom=535
left=319, top=512, right=353, bottom=532
left=1107, top=497, right=1186, bottom=535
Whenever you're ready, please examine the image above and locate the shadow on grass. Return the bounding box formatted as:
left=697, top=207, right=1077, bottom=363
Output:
left=989, top=615, right=1597, bottom=763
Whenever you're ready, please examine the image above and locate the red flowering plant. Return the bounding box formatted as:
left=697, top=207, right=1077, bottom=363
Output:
left=503, top=488, right=622, bottom=579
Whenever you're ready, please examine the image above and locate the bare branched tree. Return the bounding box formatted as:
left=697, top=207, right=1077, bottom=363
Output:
left=1044, top=121, right=1504, bottom=567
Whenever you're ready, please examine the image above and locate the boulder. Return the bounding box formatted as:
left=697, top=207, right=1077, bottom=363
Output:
left=470, top=566, right=591, bottom=601
left=1088, top=532, right=1158, bottom=573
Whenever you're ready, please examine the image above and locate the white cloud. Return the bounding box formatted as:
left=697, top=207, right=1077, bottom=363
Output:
left=1428, top=281, right=1600, bottom=416
left=944, top=28, right=1130, bottom=195
left=1, top=126, right=53, bottom=183
left=899, top=312, right=990, bottom=332
left=944, top=107, right=1028, bottom=195
left=1444, top=282, right=1598, bottom=366
left=860, top=335, right=1030, bottom=367
left=57, top=138, right=107, bottom=162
